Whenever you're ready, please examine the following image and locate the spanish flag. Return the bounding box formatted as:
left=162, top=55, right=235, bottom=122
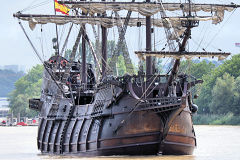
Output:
left=55, top=0, right=70, bottom=15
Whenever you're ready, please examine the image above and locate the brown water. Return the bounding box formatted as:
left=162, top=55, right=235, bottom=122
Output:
left=0, top=125, right=239, bottom=160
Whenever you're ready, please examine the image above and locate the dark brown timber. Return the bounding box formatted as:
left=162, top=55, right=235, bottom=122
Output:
left=81, top=0, right=87, bottom=83
left=82, top=25, right=87, bottom=83
left=101, top=0, right=107, bottom=77
left=146, top=0, right=152, bottom=75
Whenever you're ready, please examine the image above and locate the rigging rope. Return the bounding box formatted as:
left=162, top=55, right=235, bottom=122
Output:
left=114, top=54, right=177, bottom=133
left=18, top=20, right=66, bottom=97
left=108, top=9, right=134, bottom=75
left=80, top=25, right=111, bottom=74
left=158, top=0, right=181, bottom=75
left=194, top=22, right=208, bottom=52
left=21, top=0, right=50, bottom=12
left=205, top=8, right=236, bottom=50
left=59, top=24, right=66, bottom=48
left=60, top=23, right=73, bottom=56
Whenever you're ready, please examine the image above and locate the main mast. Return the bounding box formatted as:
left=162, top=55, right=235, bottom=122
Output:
left=81, top=0, right=87, bottom=84
left=146, top=0, right=153, bottom=75
left=101, top=0, right=107, bottom=77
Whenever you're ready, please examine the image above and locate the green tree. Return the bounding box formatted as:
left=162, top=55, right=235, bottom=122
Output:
left=179, top=60, right=216, bottom=79
left=116, top=55, right=127, bottom=76
left=196, top=54, right=240, bottom=114
left=64, top=40, right=117, bottom=64
left=9, top=65, right=43, bottom=117
left=107, top=40, right=116, bottom=58
left=179, top=60, right=216, bottom=110
left=232, top=76, right=240, bottom=115
left=210, top=73, right=235, bottom=114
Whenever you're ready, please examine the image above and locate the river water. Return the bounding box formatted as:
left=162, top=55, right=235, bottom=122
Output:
left=0, top=125, right=239, bottom=160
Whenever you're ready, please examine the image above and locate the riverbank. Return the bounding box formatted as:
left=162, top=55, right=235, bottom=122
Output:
left=193, top=113, right=240, bottom=125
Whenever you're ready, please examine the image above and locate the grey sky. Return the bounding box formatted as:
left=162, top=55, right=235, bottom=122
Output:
left=0, top=0, right=53, bottom=70
left=1, top=0, right=240, bottom=71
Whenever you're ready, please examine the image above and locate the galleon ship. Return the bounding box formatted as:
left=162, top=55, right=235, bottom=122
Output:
left=14, top=0, right=238, bottom=156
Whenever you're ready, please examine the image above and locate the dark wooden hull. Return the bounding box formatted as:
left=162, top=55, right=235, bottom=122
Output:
left=162, top=110, right=196, bottom=155
left=37, top=96, right=196, bottom=156
left=33, top=64, right=196, bottom=156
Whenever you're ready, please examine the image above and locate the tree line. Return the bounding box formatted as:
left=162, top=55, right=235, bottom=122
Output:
left=180, top=55, right=240, bottom=124
left=9, top=65, right=43, bottom=117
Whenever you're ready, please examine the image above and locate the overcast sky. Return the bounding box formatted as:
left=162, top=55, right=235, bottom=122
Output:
left=1, top=0, right=240, bottom=71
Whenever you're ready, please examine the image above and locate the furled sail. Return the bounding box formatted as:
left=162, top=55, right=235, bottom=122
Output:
left=59, top=1, right=239, bottom=24
left=14, top=13, right=219, bottom=29
left=135, top=51, right=230, bottom=61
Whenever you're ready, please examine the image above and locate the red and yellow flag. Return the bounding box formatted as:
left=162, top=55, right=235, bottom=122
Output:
left=55, top=0, right=70, bottom=15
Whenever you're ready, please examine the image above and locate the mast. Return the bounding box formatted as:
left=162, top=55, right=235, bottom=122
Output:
left=164, top=0, right=194, bottom=96
left=146, top=0, right=152, bottom=75
left=81, top=0, right=87, bottom=84
left=53, top=0, right=60, bottom=55
left=101, top=0, right=107, bottom=77
left=82, top=25, right=87, bottom=84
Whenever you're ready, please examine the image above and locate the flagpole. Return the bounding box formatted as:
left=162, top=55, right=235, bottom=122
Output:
left=54, top=0, right=60, bottom=56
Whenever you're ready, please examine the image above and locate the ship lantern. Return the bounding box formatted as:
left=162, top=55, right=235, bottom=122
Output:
left=52, top=38, right=58, bottom=54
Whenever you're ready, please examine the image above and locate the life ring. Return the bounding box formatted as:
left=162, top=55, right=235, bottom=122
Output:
left=61, top=60, right=68, bottom=67
left=49, top=60, right=54, bottom=64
